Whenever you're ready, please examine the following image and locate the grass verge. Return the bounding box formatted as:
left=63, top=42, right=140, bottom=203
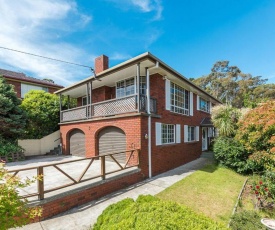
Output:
left=156, top=163, right=246, bottom=224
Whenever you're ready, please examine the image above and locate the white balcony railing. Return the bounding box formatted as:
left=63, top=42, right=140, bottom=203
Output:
left=60, top=95, right=157, bottom=123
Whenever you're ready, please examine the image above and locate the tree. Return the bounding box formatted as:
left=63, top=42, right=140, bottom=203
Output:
left=235, top=100, right=275, bottom=171
left=0, top=161, right=42, bottom=229
left=192, top=61, right=275, bottom=108
left=211, top=104, right=241, bottom=137
left=43, top=78, right=55, bottom=83
left=21, top=90, right=60, bottom=138
left=0, top=76, right=27, bottom=140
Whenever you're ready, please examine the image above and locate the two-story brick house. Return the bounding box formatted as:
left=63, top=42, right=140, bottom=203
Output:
left=55, top=52, right=221, bottom=178
left=0, top=68, right=63, bottom=98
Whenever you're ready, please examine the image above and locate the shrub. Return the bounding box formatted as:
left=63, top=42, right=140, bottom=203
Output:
left=213, top=136, right=249, bottom=173
left=250, top=171, right=275, bottom=209
left=0, top=137, right=24, bottom=160
left=235, top=101, right=275, bottom=172
left=0, top=161, right=42, bottom=229
left=211, top=105, right=241, bottom=137
left=230, top=210, right=265, bottom=230
left=92, top=195, right=226, bottom=230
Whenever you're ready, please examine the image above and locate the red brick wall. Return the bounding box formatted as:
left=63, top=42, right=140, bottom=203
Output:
left=6, top=80, right=21, bottom=98
left=76, top=86, right=116, bottom=106
left=61, top=73, right=213, bottom=177
left=139, top=73, right=212, bottom=176
left=6, top=79, right=60, bottom=98
left=95, top=55, right=109, bottom=74
left=32, top=171, right=144, bottom=221
left=60, top=115, right=142, bottom=158
left=48, top=87, right=60, bottom=94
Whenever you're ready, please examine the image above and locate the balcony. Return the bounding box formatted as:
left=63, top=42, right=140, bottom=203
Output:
left=60, top=95, right=157, bottom=123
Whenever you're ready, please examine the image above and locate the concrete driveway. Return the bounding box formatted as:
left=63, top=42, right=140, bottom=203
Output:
left=6, top=155, right=137, bottom=201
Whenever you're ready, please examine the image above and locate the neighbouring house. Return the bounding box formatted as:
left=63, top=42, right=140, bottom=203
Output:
left=0, top=68, right=63, bottom=99
left=55, top=52, right=221, bottom=178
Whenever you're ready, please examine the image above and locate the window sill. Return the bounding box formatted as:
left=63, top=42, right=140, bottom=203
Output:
left=198, top=109, right=210, bottom=114
left=170, top=111, right=190, bottom=117
left=185, top=141, right=199, bottom=144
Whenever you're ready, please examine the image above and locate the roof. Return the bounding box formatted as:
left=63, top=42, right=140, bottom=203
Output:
left=200, top=117, right=213, bottom=127
left=0, top=68, right=63, bottom=88
left=55, top=52, right=221, bottom=104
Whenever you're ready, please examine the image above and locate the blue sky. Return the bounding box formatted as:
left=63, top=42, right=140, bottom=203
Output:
left=0, top=0, right=275, bottom=86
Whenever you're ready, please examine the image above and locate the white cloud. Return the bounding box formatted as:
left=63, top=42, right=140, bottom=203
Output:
left=109, top=0, right=163, bottom=20
left=110, top=52, right=132, bottom=61
left=0, top=0, right=92, bottom=86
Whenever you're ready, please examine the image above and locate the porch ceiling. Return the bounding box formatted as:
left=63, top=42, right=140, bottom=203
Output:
left=61, top=59, right=156, bottom=98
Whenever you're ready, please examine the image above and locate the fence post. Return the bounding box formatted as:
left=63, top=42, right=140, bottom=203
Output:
left=37, top=166, right=44, bottom=200
left=101, top=156, right=106, bottom=180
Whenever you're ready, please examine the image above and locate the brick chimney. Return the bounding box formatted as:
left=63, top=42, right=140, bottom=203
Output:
left=94, top=55, right=109, bottom=74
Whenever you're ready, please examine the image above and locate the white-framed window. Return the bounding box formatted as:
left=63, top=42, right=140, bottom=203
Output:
left=117, top=76, right=147, bottom=98
left=116, top=77, right=135, bottom=98
left=156, top=123, right=181, bottom=145
left=82, top=96, right=90, bottom=106
left=139, top=76, right=146, bottom=95
left=170, top=82, right=189, bottom=115
left=188, top=126, right=196, bottom=142
left=184, top=125, right=200, bottom=142
left=161, top=124, right=175, bottom=144
left=198, top=97, right=210, bottom=113
left=21, top=83, right=48, bottom=98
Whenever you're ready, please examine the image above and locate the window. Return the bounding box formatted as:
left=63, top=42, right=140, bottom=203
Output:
left=21, top=83, right=48, bottom=98
left=117, top=76, right=147, bottom=98
left=82, top=96, right=90, bottom=106
left=156, top=123, right=181, bottom=145
left=188, top=126, right=195, bottom=142
left=170, top=82, right=189, bottom=115
left=161, top=124, right=175, bottom=144
left=184, top=125, right=199, bottom=142
left=199, top=97, right=210, bottom=113
left=116, top=78, right=135, bottom=98
left=139, top=76, right=146, bottom=95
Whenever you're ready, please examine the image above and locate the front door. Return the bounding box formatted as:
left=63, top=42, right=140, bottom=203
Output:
left=202, top=128, right=208, bottom=151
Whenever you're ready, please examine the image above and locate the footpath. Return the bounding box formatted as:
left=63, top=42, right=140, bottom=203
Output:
left=15, top=152, right=214, bottom=230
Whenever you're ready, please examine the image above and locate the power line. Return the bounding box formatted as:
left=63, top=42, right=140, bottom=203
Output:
left=0, top=46, right=94, bottom=71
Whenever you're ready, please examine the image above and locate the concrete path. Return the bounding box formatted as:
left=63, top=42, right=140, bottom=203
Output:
left=15, top=152, right=214, bottom=230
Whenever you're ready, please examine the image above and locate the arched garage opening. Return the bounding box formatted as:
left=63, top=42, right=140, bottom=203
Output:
left=69, top=129, right=85, bottom=157
left=98, top=126, right=126, bottom=163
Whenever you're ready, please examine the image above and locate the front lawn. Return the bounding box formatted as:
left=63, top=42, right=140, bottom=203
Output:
left=157, top=164, right=246, bottom=224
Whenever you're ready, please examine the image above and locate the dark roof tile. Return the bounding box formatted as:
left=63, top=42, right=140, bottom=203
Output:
left=0, top=68, right=63, bottom=88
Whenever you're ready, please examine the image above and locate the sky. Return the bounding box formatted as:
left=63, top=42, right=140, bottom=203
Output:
left=0, top=0, right=275, bottom=86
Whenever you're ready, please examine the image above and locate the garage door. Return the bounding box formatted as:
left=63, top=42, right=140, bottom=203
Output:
left=69, top=129, right=85, bottom=157
left=98, top=127, right=126, bottom=163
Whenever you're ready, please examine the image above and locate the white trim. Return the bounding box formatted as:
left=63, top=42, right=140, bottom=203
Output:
left=197, top=95, right=200, bottom=110
left=196, top=126, right=200, bottom=141
left=156, top=122, right=162, bottom=146
left=165, top=79, right=171, bottom=110
left=115, top=76, right=136, bottom=98
left=184, top=125, right=188, bottom=143
left=209, top=102, right=212, bottom=114
left=190, top=92, right=193, bottom=116
left=176, top=124, right=181, bottom=143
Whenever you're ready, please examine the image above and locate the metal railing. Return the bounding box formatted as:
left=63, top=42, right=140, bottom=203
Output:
left=7, top=149, right=140, bottom=200
left=60, top=95, right=157, bottom=122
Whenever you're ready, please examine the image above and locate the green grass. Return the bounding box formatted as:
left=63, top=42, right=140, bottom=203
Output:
left=157, top=164, right=246, bottom=224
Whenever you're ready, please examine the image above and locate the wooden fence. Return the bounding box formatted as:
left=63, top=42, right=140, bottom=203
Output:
left=7, top=149, right=140, bottom=200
